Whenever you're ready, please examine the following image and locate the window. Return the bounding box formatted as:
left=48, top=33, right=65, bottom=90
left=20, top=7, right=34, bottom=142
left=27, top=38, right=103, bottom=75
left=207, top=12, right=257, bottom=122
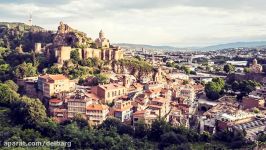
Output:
left=108, top=92, right=110, bottom=98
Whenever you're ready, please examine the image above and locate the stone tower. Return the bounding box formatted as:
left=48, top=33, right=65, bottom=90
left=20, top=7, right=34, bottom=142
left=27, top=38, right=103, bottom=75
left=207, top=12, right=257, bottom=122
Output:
left=99, top=30, right=104, bottom=39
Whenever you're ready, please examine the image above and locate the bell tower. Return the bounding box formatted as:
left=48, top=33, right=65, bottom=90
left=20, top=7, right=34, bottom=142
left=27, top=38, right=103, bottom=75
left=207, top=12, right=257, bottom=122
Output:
left=99, top=30, right=104, bottom=39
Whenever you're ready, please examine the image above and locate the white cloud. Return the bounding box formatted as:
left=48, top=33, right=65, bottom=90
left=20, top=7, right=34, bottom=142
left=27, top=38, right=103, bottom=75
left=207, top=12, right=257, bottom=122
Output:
left=0, top=0, right=266, bottom=47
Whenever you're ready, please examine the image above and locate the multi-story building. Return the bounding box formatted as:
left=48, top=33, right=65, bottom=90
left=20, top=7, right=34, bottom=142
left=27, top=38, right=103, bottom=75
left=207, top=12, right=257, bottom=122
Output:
left=133, top=109, right=157, bottom=125
left=173, top=85, right=195, bottom=105
left=37, top=74, right=75, bottom=98
left=49, top=98, right=63, bottom=113
left=86, top=104, right=109, bottom=126
left=250, top=59, right=263, bottom=73
left=242, top=95, right=265, bottom=109
left=113, top=100, right=133, bottom=122
left=67, top=91, right=93, bottom=118
left=91, top=83, right=127, bottom=103
left=147, top=97, right=170, bottom=120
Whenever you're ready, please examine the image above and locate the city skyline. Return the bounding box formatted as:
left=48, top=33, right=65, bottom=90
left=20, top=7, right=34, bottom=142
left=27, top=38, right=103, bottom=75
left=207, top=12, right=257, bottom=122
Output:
left=1, top=0, right=266, bottom=47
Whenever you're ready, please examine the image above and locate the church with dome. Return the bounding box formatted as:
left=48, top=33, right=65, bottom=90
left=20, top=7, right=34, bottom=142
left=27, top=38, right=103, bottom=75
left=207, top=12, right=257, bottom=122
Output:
left=82, top=30, right=124, bottom=61
left=95, top=30, right=110, bottom=49
left=250, top=59, right=263, bottom=73
left=46, top=22, right=124, bottom=65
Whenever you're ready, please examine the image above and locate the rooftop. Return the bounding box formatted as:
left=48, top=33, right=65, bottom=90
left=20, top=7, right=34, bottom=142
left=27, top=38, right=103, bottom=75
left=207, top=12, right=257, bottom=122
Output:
left=87, top=104, right=109, bottom=111
left=39, top=74, right=68, bottom=81
left=99, top=83, right=124, bottom=90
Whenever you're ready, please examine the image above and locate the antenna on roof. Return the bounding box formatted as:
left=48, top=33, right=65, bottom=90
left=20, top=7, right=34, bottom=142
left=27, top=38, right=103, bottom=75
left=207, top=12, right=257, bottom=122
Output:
left=28, top=11, right=32, bottom=26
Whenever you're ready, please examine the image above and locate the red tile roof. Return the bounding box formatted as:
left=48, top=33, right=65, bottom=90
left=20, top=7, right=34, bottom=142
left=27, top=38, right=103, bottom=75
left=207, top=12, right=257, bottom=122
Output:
left=87, top=104, right=109, bottom=111
left=40, top=74, right=68, bottom=81
left=49, top=99, right=63, bottom=103
left=99, top=83, right=124, bottom=90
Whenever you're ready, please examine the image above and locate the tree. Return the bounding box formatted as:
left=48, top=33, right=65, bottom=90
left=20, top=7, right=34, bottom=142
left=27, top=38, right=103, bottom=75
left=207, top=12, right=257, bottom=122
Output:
left=223, top=64, right=235, bottom=73
left=11, top=96, right=47, bottom=127
left=190, top=71, right=196, bottom=75
left=72, top=115, right=89, bottom=129
left=182, top=80, right=189, bottom=85
left=214, top=129, right=248, bottom=149
left=46, top=65, right=62, bottom=74
left=231, top=80, right=261, bottom=95
left=4, top=80, right=18, bottom=92
left=166, top=62, right=175, bottom=68
left=159, top=132, right=188, bottom=149
left=239, top=80, right=260, bottom=95
left=257, top=133, right=266, bottom=142
left=148, top=119, right=171, bottom=141
left=99, top=118, right=122, bottom=130
left=181, top=66, right=191, bottom=74
left=14, top=62, right=37, bottom=79
left=95, top=73, right=109, bottom=84
left=134, top=120, right=149, bottom=138
left=80, top=58, right=94, bottom=67
left=70, top=49, right=81, bottom=64
left=0, top=64, right=10, bottom=75
left=244, top=67, right=251, bottom=73
left=0, top=83, right=19, bottom=106
left=205, top=78, right=225, bottom=100
left=200, top=131, right=211, bottom=142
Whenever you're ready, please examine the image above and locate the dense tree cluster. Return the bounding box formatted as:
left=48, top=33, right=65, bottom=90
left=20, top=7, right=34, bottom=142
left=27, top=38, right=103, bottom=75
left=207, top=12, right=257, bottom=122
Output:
left=231, top=80, right=261, bottom=95
left=205, top=78, right=225, bottom=100
left=214, top=129, right=254, bottom=149
left=223, top=63, right=235, bottom=73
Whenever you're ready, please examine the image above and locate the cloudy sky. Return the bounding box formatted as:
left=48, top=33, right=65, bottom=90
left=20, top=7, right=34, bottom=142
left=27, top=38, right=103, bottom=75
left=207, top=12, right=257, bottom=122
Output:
left=1, top=0, right=266, bottom=47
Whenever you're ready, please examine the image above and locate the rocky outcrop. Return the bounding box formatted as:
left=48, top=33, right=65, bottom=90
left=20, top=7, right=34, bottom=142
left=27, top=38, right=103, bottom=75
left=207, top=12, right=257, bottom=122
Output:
left=53, top=21, right=93, bottom=48
left=112, top=60, right=155, bottom=80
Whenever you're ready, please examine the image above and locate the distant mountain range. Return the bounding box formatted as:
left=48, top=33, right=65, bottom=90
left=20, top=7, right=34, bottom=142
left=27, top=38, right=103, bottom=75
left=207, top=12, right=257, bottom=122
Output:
left=114, top=41, right=266, bottom=51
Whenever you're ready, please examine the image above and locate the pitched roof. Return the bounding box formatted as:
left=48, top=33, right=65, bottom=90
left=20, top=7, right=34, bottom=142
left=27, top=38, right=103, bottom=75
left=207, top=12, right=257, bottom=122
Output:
left=40, top=74, right=68, bottom=81
left=151, top=97, right=167, bottom=103
left=87, top=104, right=109, bottom=111
left=98, top=83, right=124, bottom=90
left=49, top=98, right=63, bottom=103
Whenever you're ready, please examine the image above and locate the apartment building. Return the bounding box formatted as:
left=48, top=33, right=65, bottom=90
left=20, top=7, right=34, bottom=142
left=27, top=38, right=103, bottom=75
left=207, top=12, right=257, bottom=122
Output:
left=91, top=83, right=127, bottom=103
left=113, top=100, right=133, bottom=122
left=37, top=74, right=75, bottom=98
left=67, top=92, right=93, bottom=118
left=147, top=97, right=170, bottom=120
left=86, top=104, right=109, bottom=126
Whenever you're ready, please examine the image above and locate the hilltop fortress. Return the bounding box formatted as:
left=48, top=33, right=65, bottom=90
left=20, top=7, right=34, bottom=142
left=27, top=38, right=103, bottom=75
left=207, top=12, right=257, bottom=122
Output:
left=43, top=22, right=123, bottom=64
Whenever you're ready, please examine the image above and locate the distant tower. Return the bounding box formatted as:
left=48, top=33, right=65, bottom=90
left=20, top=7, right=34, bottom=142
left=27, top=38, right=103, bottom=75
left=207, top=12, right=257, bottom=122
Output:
left=28, top=12, right=32, bottom=26
left=99, top=29, right=104, bottom=39
left=253, top=58, right=258, bottom=65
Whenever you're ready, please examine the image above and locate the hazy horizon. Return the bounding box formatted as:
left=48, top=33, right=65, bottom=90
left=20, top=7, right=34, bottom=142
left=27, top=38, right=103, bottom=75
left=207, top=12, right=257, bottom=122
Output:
left=1, top=0, right=266, bottom=47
